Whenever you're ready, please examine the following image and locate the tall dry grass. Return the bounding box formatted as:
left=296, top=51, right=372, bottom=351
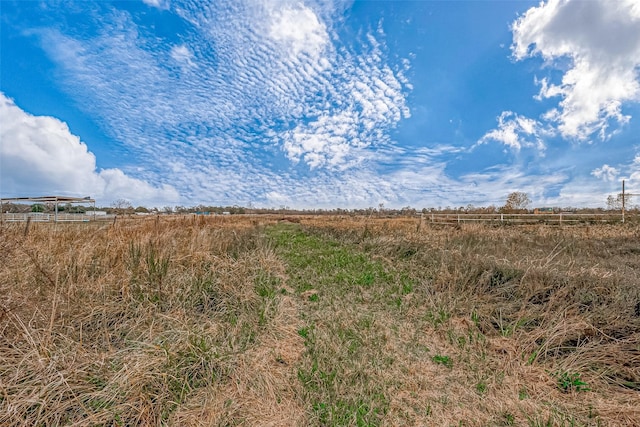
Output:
left=1, top=215, right=639, bottom=426
left=0, top=215, right=307, bottom=426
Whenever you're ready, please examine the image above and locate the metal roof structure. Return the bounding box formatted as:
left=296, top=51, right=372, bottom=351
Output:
left=0, top=195, right=96, bottom=222
left=0, top=196, right=95, bottom=203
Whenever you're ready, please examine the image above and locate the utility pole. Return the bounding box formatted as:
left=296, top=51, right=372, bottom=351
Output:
left=620, top=179, right=639, bottom=224
left=622, top=179, right=625, bottom=224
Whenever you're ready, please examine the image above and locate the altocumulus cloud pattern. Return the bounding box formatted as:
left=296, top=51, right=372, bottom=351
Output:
left=7, top=1, right=417, bottom=207
left=2, top=0, right=640, bottom=208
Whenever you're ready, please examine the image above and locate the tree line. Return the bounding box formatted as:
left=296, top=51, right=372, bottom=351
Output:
left=2, top=192, right=635, bottom=216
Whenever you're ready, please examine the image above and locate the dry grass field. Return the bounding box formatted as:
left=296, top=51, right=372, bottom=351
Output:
left=1, top=215, right=639, bottom=426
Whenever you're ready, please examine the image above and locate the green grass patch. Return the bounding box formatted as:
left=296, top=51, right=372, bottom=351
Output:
left=554, top=371, right=590, bottom=393
left=432, top=355, right=453, bottom=368
left=267, top=224, right=397, bottom=425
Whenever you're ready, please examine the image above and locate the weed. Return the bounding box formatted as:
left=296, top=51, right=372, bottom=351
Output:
left=358, top=272, right=376, bottom=286
left=501, top=412, right=515, bottom=426
left=298, top=326, right=312, bottom=341
left=255, top=271, right=279, bottom=298
left=425, top=308, right=450, bottom=328
left=526, top=411, right=580, bottom=427
left=526, top=349, right=539, bottom=365
left=471, top=310, right=480, bottom=327
left=313, top=399, right=385, bottom=427
left=432, top=355, right=453, bottom=368
left=493, top=310, right=530, bottom=337
left=554, top=371, right=591, bottom=393
left=518, top=387, right=529, bottom=400
left=475, top=381, right=487, bottom=394
left=145, top=245, right=170, bottom=290
left=400, top=275, right=414, bottom=295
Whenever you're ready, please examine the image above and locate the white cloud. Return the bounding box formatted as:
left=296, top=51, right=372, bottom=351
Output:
left=627, top=155, right=640, bottom=183
left=591, top=164, right=619, bottom=182
left=0, top=93, right=179, bottom=206
left=268, top=4, right=328, bottom=60
left=31, top=0, right=412, bottom=192
left=170, top=44, right=196, bottom=68
left=280, top=29, right=411, bottom=169
left=541, top=176, right=621, bottom=208
left=22, top=0, right=630, bottom=210
left=512, top=0, right=640, bottom=140
left=142, top=0, right=169, bottom=10
left=478, top=111, right=549, bottom=151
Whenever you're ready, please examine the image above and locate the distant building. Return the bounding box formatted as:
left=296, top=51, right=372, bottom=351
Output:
left=534, top=207, right=554, bottom=214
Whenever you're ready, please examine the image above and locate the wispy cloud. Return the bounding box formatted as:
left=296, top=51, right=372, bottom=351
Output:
left=25, top=0, right=419, bottom=207
left=170, top=44, right=196, bottom=68
left=142, top=0, right=170, bottom=11
left=591, top=164, right=619, bottom=182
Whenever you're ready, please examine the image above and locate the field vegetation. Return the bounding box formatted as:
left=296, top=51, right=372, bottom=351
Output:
left=1, top=215, right=639, bottom=426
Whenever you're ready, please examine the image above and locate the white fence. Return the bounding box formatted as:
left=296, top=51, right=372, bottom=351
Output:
left=1, top=213, right=105, bottom=222
left=427, top=212, right=622, bottom=225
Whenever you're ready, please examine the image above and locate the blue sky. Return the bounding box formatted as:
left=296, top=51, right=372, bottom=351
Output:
left=2, top=0, right=640, bottom=208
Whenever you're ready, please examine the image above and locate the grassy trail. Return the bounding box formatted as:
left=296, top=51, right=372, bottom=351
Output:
left=269, top=224, right=475, bottom=426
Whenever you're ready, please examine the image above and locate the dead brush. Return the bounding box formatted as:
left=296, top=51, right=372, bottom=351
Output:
left=0, top=218, right=299, bottom=426
left=2, top=217, right=640, bottom=426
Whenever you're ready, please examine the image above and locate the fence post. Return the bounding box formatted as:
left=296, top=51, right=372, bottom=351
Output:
left=501, top=213, right=504, bottom=223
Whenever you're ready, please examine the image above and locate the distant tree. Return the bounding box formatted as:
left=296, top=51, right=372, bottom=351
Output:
left=10, top=203, right=30, bottom=213
left=606, top=194, right=632, bottom=210
left=502, top=192, right=531, bottom=213
left=134, top=206, right=150, bottom=213
left=31, top=204, right=45, bottom=213
left=68, top=205, right=86, bottom=213
left=175, top=205, right=190, bottom=214
left=400, top=206, right=416, bottom=216
left=112, top=199, right=133, bottom=215
left=1, top=202, right=14, bottom=213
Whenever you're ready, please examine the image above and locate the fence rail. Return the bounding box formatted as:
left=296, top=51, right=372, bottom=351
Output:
left=1, top=213, right=108, bottom=222
left=427, top=212, right=622, bottom=225
left=0, top=212, right=627, bottom=225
